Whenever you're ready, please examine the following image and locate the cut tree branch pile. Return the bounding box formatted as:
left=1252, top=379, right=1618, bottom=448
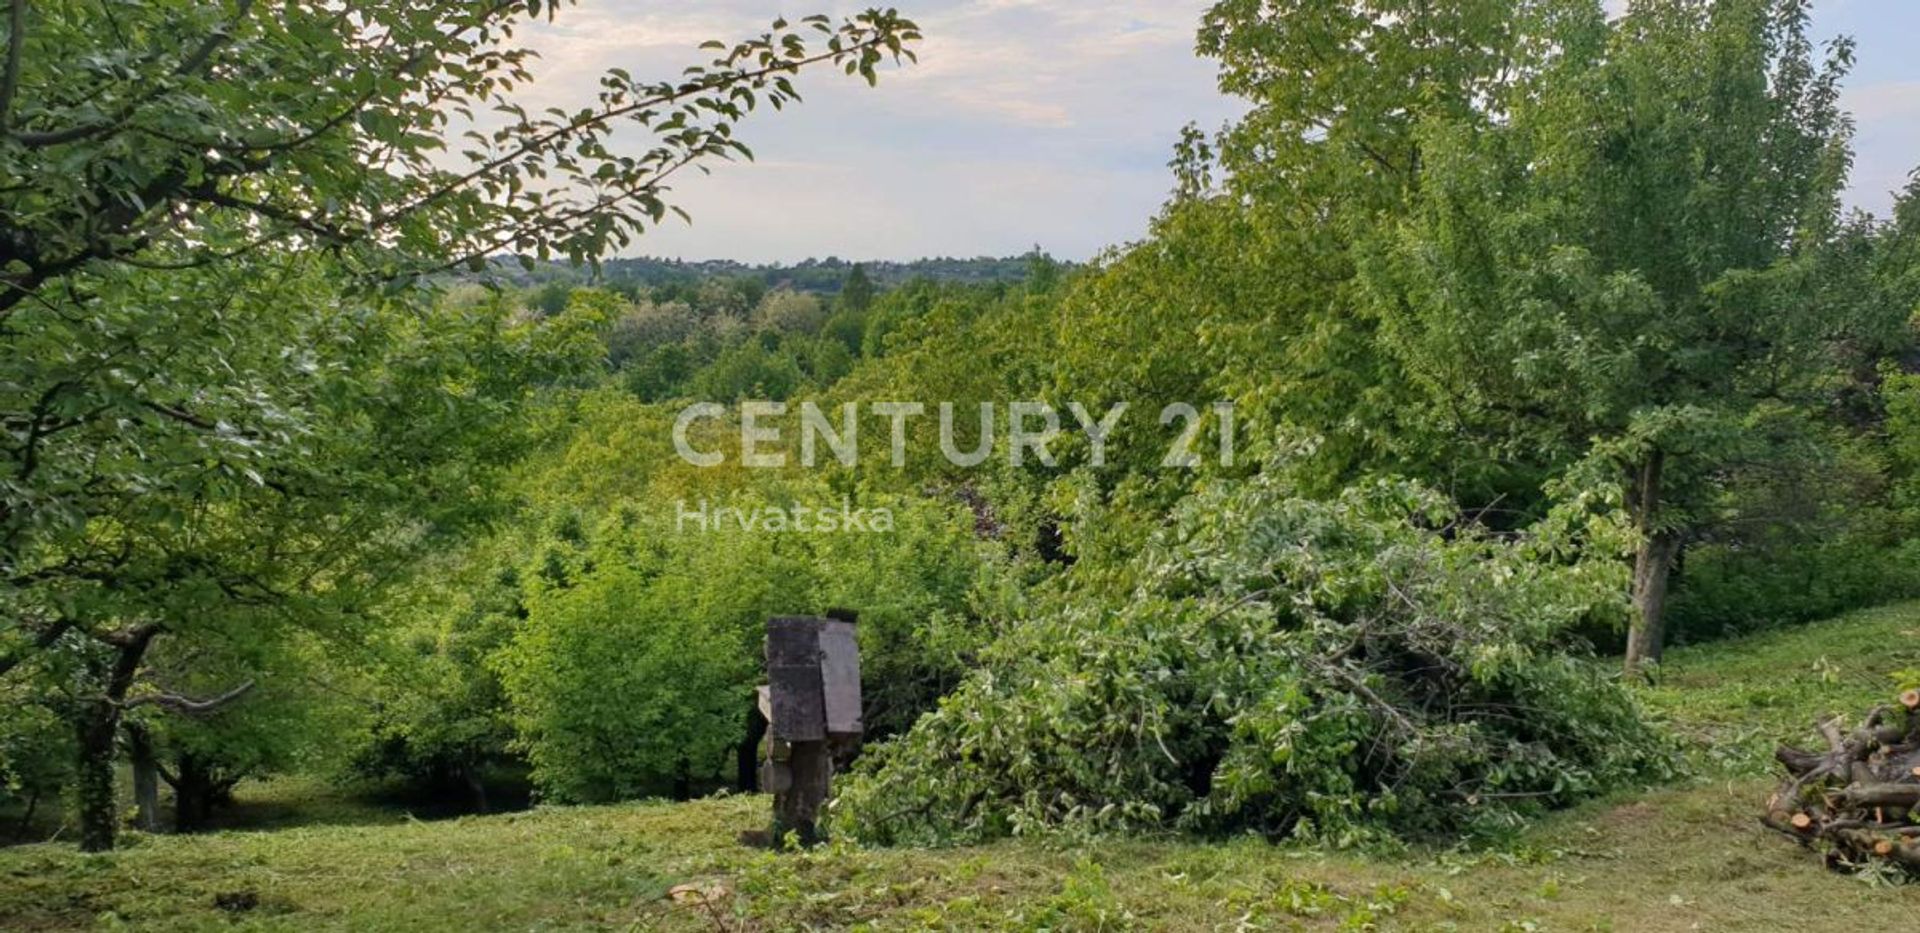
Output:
left=1762, top=690, right=1920, bottom=876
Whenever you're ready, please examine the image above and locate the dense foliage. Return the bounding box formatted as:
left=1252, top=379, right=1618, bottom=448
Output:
left=491, top=488, right=989, bottom=802
left=0, top=0, right=920, bottom=850
left=4, top=0, right=1919, bottom=859
left=835, top=471, right=1675, bottom=845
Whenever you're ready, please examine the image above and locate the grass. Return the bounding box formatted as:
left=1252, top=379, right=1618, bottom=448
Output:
left=1641, top=601, right=1920, bottom=776
left=7, top=604, right=1920, bottom=931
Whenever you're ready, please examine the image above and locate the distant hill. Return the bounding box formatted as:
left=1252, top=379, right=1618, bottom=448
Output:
left=469, top=254, right=1058, bottom=295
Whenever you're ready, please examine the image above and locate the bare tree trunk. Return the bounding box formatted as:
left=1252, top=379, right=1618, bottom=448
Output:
left=738, top=700, right=767, bottom=793
left=460, top=765, right=489, bottom=814
left=126, top=722, right=161, bottom=833
left=1627, top=530, right=1682, bottom=671
left=1624, top=451, right=1682, bottom=676
left=173, top=752, right=211, bottom=833
left=17, top=792, right=39, bottom=834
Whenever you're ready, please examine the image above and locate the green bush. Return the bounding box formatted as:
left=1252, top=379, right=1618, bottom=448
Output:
left=492, top=489, right=995, bottom=803
left=835, top=475, right=1677, bottom=846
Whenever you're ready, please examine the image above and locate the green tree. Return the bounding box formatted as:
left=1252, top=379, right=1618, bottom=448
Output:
left=0, top=2, right=920, bottom=851
left=1080, top=0, right=1911, bottom=672
left=840, top=263, right=877, bottom=314
left=2, top=258, right=592, bottom=850
left=753, top=288, right=829, bottom=335
left=0, top=3, right=919, bottom=296
left=1349, top=0, right=1895, bottom=670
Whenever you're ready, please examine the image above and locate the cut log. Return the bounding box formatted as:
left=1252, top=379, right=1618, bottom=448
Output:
left=1841, top=784, right=1920, bottom=810
left=1775, top=745, right=1827, bottom=777
left=1900, top=690, right=1919, bottom=711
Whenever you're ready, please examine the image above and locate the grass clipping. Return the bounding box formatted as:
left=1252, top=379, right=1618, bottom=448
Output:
left=834, top=476, right=1677, bottom=847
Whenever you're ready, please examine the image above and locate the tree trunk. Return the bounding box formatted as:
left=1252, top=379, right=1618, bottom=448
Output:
left=1624, top=451, right=1682, bottom=676
left=173, top=752, right=212, bottom=833
left=73, top=698, right=119, bottom=852
left=460, top=765, right=489, bottom=814
left=72, top=624, right=160, bottom=852
left=17, top=792, right=40, bottom=835
left=738, top=700, right=767, bottom=793
left=126, top=723, right=161, bottom=833
left=672, top=757, right=692, bottom=802
left=1627, top=530, right=1682, bottom=672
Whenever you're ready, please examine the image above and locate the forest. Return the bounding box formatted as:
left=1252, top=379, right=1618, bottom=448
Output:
left=5, top=0, right=1920, bottom=929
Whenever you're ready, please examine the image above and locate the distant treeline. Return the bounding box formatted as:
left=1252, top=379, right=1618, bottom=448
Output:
left=468, top=253, right=1059, bottom=296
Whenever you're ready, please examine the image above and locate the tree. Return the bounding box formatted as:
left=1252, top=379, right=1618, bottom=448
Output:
left=1109, top=0, right=1909, bottom=673
left=488, top=443, right=989, bottom=802
left=839, top=263, right=877, bottom=314
left=126, top=629, right=369, bottom=832
left=0, top=2, right=920, bottom=300
left=752, top=288, right=829, bottom=335
left=0, top=3, right=919, bottom=850
left=3, top=256, right=596, bottom=850
left=1349, top=0, right=1890, bottom=671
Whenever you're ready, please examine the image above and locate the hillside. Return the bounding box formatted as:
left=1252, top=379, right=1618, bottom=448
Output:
left=6, top=604, right=1920, bottom=931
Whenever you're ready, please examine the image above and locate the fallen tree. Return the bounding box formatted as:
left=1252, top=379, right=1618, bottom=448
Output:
left=1764, top=691, right=1920, bottom=877
left=834, top=474, right=1678, bottom=846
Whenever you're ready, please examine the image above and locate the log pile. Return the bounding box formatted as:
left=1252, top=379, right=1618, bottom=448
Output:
left=1763, top=690, right=1920, bottom=876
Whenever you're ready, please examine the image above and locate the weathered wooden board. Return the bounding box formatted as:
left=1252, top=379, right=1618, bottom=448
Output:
left=766, top=616, right=826, bottom=742
left=818, top=619, right=863, bottom=736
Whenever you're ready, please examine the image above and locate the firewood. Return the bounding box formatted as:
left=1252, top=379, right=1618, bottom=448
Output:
left=1819, top=717, right=1850, bottom=757
left=1765, top=697, right=1920, bottom=878
left=1775, top=745, right=1827, bottom=777
left=1842, top=784, right=1920, bottom=809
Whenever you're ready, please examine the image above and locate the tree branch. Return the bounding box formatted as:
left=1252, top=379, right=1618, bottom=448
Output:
left=0, top=617, right=72, bottom=679
left=9, top=0, right=255, bottom=147
left=122, top=679, right=255, bottom=717
left=374, top=35, right=895, bottom=227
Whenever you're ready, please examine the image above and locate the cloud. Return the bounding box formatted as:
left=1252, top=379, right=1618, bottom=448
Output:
left=1844, top=81, right=1920, bottom=214
left=509, top=1, right=1239, bottom=262
left=503, top=1, right=1916, bottom=262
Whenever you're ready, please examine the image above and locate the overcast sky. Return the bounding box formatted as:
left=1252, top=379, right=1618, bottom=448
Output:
left=518, top=1, right=1920, bottom=263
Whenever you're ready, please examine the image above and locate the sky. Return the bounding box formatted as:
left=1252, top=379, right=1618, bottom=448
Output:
left=517, top=1, right=1920, bottom=263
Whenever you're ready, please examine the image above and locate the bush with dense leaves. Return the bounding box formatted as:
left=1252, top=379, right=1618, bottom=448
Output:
left=491, top=487, right=997, bottom=803
left=835, top=473, right=1678, bottom=846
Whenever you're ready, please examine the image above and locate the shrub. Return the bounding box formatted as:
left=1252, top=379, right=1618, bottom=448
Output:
left=492, top=489, right=994, bottom=802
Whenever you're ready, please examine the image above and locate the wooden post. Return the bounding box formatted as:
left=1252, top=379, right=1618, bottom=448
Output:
left=761, top=613, right=862, bottom=849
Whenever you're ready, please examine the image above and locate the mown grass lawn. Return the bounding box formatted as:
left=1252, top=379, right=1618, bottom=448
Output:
left=7, top=603, right=1920, bottom=931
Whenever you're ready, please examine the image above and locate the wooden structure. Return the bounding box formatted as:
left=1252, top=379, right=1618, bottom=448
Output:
left=759, top=611, right=862, bottom=847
